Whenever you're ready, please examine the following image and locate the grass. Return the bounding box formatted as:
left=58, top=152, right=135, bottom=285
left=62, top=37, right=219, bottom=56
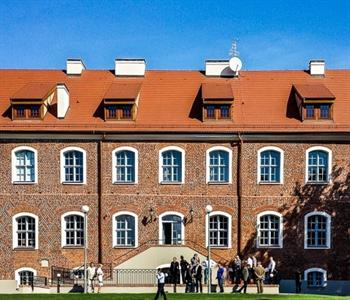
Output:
left=0, top=294, right=349, bottom=300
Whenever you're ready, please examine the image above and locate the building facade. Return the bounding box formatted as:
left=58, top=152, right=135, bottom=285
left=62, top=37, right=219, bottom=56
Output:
left=0, top=58, right=349, bottom=292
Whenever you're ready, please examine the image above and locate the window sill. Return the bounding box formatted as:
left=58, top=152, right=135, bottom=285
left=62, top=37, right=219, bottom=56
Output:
left=13, top=247, right=37, bottom=251
left=304, top=246, right=330, bottom=250
left=160, top=182, right=183, bottom=185
left=12, top=181, right=37, bottom=185
left=305, top=182, right=330, bottom=185
left=62, top=246, right=84, bottom=249
left=113, top=182, right=137, bottom=185
left=257, top=245, right=283, bottom=249
left=113, top=245, right=137, bottom=249
left=207, top=182, right=230, bottom=185
left=61, top=182, right=85, bottom=185
left=209, top=246, right=230, bottom=249
left=258, top=182, right=283, bottom=185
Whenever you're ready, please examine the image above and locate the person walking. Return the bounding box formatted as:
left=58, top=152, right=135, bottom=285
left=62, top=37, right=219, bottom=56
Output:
left=254, top=261, right=265, bottom=294
left=216, top=263, right=225, bottom=293
left=180, top=255, right=189, bottom=285
left=96, top=264, right=104, bottom=294
left=295, top=270, right=302, bottom=293
left=87, top=262, right=96, bottom=293
left=233, top=255, right=242, bottom=285
left=195, top=262, right=203, bottom=293
left=237, top=262, right=249, bottom=294
left=267, top=257, right=276, bottom=284
left=169, top=257, right=180, bottom=293
left=154, top=268, right=168, bottom=300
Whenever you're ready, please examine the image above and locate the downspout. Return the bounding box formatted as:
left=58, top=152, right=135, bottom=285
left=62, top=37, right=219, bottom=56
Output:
left=97, top=137, right=104, bottom=263
left=236, top=133, right=243, bottom=255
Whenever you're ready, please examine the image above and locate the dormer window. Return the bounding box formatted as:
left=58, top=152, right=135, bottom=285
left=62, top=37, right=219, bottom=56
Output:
left=103, top=82, right=142, bottom=121
left=293, top=84, right=335, bottom=121
left=10, top=83, right=55, bottom=121
left=202, top=82, right=233, bottom=121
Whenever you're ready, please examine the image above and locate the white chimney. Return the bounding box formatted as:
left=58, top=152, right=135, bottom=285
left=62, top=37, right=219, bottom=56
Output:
left=205, top=60, right=235, bottom=77
left=66, top=59, right=86, bottom=75
left=57, top=84, right=69, bottom=119
left=309, top=60, right=325, bottom=76
left=115, top=59, right=146, bottom=76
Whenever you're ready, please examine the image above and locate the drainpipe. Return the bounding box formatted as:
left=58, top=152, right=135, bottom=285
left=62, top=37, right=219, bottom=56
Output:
left=236, top=133, right=243, bottom=255
left=97, top=138, right=103, bottom=263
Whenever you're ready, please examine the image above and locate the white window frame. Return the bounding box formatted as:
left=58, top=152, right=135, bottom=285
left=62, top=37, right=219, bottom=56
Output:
left=304, top=268, right=327, bottom=287
left=158, top=211, right=185, bottom=245
left=15, top=267, right=37, bottom=288
left=112, top=146, right=138, bottom=184
left=206, top=146, right=232, bottom=184
left=112, top=211, right=138, bottom=248
left=205, top=211, right=232, bottom=248
left=256, top=211, right=283, bottom=248
left=11, top=146, right=38, bottom=184
left=60, top=147, right=87, bottom=184
left=305, top=146, right=332, bottom=184
left=159, top=146, right=185, bottom=184
left=61, top=211, right=85, bottom=248
left=12, top=212, right=39, bottom=250
left=304, top=211, right=331, bottom=249
left=257, top=146, right=284, bottom=184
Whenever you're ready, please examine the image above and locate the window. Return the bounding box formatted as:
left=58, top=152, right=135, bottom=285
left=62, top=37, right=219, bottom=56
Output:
left=61, top=212, right=85, bottom=247
left=12, top=105, right=42, bottom=120
left=113, top=212, right=138, bottom=247
left=204, top=105, right=232, bottom=120
left=206, top=146, right=232, bottom=183
left=12, top=146, right=37, bottom=184
left=257, top=211, right=283, bottom=248
left=206, top=106, right=215, bottom=119
left=107, top=106, right=117, bottom=118
left=304, top=212, right=331, bottom=249
left=60, top=147, right=86, bottom=184
left=12, top=213, right=39, bottom=249
left=15, top=268, right=37, bottom=288
left=306, top=146, right=332, bottom=184
left=121, top=106, right=132, bottom=119
left=159, top=212, right=184, bottom=245
left=159, top=146, right=185, bottom=184
left=206, top=212, right=232, bottom=248
left=220, top=105, right=230, bottom=118
left=303, top=104, right=333, bottom=121
left=105, top=105, right=133, bottom=120
left=112, top=147, right=138, bottom=184
left=320, top=105, right=330, bottom=119
left=305, top=268, right=327, bottom=287
left=258, top=147, right=284, bottom=184
left=306, top=105, right=315, bottom=119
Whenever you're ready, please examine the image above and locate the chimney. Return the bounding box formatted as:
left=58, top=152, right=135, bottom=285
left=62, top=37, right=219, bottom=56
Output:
left=205, top=60, right=235, bottom=77
left=309, top=60, right=325, bottom=76
left=66, top=59, right=86, bottom=75
left=115, top=59, right=146, bottom=76
left=57, top=84, right=69, bottom=118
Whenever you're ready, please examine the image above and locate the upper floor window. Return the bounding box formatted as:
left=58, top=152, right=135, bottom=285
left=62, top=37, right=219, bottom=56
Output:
left=304, top=212, right=331, bottom=249
left=60, top=147, right=86, bottom=184
left=159, top=146, right=185, bottom=184
left=12, top=213, right=39, bottom=250
left=320, top=105, right=330, bottom=119
left=159, top=212, right=184, bottom=245
left=11, top=146, right=38, bottom=184
left=61, top=212, right=85, bottom=247
left=305, top=268, right=327, bottom=287
left=112, top=147, right=138, bottom=184
left=306, top=146, right=332, bottom=184
left=203, top=105, right=231, bottom=120
left=257, top=211, right=283, bottom=248
left=206, top=212, right=232, bottom=248
left=112, top=212, right=138, bottom=247
left=105, top=104, right=133, bottom=120
left=12, top=104, right=42, bottom=120
left=305, top=105, right=315, bottom=119
left=206, top=146, right=232, bottom=183
left=257, top=147, right=284, bottom=184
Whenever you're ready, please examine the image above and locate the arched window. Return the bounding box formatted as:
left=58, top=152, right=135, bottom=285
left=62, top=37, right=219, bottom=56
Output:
left=12, top=213, right=39, bottom=249
left=206, top=211, right=232, bottom=248
left=257, top=147, right=284, bottom=184
left=159, top=146, right=185, bottom=183
left=61, top=212, right=85, bottom=247
left=11, top=146, right=38, bottom=183
left=306, top=146, right=332, bottom=183
left=159, top=212, right=184, bottom=245
left=304, top=268, right=327, bottom=287
left=206, top=146, right=232, bottom=183
left=60, top=147, right=86, bottom=184
left=112, top=212, right=138, bottom=247
left=257, top=211, right=283, bottom=248
left=304, top=212, right=331, bottom=249
left=112, top=147, right=138, bottom=184
left=15, top=268, right=37, bottom=288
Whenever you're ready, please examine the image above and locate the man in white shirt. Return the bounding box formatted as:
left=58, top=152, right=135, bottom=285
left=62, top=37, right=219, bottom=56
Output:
left=267, top=257, right=276, bottom=284
left=87, top=262, right=96, bottom=293
left=154, top=268, right=168, bottom=300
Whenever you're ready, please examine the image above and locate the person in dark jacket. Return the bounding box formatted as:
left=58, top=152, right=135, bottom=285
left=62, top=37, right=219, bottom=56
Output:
left=216, top=263, right=225, bottom=293
left=169, top=257, right=180, bottom=293
left=185, top=265, right=194, bottom=293
left=195, top=263, right=203, bottom=293
left=237, top=262, right=249, bottom=294
left=295, top=270, right=302, bottom=293
left=180, top=255, right=189, bottom=285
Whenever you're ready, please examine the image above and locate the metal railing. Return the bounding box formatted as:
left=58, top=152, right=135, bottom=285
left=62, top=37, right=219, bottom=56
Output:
left=115, top=269, right=157, bottom=286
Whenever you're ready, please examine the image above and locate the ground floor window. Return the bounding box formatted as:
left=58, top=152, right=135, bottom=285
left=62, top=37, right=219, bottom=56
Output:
left=305, top=268, right=327, bottom=287
left=209, top=214, right=229, bottom=247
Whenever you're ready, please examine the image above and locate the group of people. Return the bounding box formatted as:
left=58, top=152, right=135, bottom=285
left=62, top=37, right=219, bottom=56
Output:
left=86, top=262, right=104, bottom=293
left=154, top=253, right=278, bottom=298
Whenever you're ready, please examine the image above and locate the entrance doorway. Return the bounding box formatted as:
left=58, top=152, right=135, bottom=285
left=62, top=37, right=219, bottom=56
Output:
left=161, top=214, right=183, bottom=245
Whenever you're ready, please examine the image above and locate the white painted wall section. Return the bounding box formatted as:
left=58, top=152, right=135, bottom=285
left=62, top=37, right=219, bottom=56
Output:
left=57, top=84, right=70, bottom=119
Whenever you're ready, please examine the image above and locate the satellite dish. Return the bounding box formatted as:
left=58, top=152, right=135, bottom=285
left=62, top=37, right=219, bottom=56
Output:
left=229, top=57, right=242, bottom=72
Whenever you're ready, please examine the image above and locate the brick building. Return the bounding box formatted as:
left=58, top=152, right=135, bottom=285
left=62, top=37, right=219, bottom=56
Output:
left=0, top=58, right=349, bottom=292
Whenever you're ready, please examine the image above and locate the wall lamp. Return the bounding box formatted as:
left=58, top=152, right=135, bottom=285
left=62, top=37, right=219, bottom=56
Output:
left=145, top=207, right=156, bottom=224
left=183, top=207, right=194, bottom=225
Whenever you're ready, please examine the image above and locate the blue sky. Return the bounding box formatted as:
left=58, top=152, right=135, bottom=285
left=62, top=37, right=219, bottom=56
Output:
left=0, top=0, right=349, bottom=70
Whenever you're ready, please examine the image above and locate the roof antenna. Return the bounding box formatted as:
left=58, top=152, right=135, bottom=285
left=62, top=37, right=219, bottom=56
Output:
left=228, top=39, right=242, bottom=76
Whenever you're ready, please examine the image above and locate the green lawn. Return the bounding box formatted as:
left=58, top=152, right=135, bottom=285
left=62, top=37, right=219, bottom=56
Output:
left=0, top=294, right=349, bottom=300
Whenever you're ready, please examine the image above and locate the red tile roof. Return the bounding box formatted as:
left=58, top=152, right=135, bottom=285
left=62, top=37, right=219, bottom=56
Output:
left=293, top=84, right=335, bottom=100
left=104, top=81, right=142, bottom=100
left=10, top=82, right=56, bottom=100
left=0, top=69, right=350, bottom=132
left=202, top=82, right=233, bottom=100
